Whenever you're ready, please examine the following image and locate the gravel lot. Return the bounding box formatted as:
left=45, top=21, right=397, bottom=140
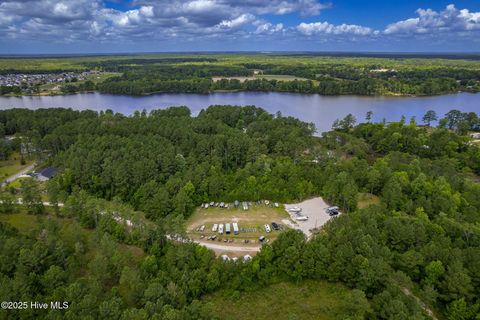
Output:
left=285, top=197, right=340, bottom=238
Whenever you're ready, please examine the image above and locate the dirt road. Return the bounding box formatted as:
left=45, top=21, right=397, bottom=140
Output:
left=1, top=164, right=35, bottom=187
left=194, top=240, right=261, bottom=252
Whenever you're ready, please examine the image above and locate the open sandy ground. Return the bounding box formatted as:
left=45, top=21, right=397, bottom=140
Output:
left=191, top=197, right=338, bottom=258
left=284, top=197, right=340, bottom=238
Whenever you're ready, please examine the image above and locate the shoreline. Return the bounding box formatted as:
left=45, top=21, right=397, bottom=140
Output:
left=1, top=89, right=477, bottom=99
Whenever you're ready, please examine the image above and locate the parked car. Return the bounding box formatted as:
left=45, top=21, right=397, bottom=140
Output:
left=325, top=206, right=339, bottom=216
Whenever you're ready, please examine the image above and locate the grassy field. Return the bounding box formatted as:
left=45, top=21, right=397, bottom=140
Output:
left=212, top=74, right=310, bottom=82
left=187, top=203, right=292, bottom=244
left=357, top=193, right=381, bottom=209
left=0, top=152, right=33, bottom=181
left=204, top=280, right=360, bottom=320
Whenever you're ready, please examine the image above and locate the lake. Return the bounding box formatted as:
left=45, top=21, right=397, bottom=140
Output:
left=0, top=92, right=479, bottom=132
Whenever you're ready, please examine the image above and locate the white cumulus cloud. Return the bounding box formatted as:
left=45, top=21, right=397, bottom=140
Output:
left=385, top=4, right=480, bottom=35
left=297, top=21, right=375, bottom=36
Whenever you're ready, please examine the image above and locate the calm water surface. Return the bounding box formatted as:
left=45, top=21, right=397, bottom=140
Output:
left=0, top=92, right=479, bottom=132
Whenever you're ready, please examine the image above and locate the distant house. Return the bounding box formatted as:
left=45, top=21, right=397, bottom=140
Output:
left=36, top=166, right=57, bottom=181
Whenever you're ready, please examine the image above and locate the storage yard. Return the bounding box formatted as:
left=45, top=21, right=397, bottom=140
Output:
left=188, top=197, right=340, bottom=257
left=187, top=200, right=292, bottom=256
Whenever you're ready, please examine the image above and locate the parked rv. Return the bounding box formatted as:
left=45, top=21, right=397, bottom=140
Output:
left=233, top=222, right=239, bottom=235
left=219, top=224, right=224, bottom=234
left=225, top=223, right=231, bottom=234
left=212, top=224, right=218, bottom=232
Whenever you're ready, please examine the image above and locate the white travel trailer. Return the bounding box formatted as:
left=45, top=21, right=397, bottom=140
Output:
left=225, top=223, right=231, bottom=234
left=219, top=224, right=224, bottom=234
left=233, top=222, right=239, bottom=235
left=212, top=224, right=218, bottom=232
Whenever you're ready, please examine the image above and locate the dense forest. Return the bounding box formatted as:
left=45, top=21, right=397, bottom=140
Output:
left=93, top=59, right=480, bottom=96
left=1, top=54, right=480, bottom=96
left=0, top=106, right=479, bottom=319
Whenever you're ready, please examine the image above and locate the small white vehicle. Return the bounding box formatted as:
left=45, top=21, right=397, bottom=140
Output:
left=212, top=224, right=218, bottom=232
left=296, top=216, right=309, bottom=221
left=264, top=224, right=271, bottom=233
left=200, top=225, right=205, bottom=232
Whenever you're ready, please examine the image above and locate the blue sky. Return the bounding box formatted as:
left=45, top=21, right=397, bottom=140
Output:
left=1, top=1, right=480, bottom=53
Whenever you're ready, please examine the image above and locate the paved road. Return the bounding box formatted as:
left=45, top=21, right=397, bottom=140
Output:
left=1, top=164, right=35, bottom=187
